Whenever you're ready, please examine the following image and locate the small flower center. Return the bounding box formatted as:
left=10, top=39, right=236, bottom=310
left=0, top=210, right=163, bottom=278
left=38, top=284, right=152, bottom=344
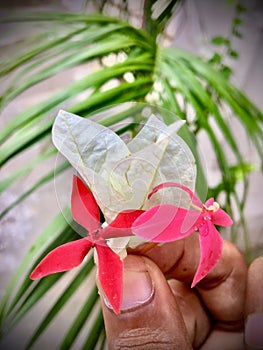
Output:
left=204, top=201, right=220, bottom=212
left=87, top=228, right=105, bottom=243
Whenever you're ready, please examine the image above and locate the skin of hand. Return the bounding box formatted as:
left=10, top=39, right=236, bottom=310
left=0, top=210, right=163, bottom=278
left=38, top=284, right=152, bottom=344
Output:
left=98, top=234, right=263, bottom=350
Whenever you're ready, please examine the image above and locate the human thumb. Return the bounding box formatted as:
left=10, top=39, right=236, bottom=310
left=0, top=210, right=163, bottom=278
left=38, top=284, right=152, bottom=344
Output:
left=99, top=255, right=192, bottom=350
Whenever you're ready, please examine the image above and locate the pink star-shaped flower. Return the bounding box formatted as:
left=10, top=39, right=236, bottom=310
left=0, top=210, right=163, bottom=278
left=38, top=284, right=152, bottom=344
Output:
left=132, top=182, right=233, bottom=287
left=30, top=175, right=143, bottom=314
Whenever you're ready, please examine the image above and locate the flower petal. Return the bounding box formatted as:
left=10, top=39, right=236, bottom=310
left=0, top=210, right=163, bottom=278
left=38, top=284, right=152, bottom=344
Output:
left=191, top=221, right=223, bottom=287
left=96, top=244, right=123, bottom=314
left=30, top=238, right=93, bottom=279
left=204, top=198, right=214, bottom=207
left=148, top=182, right=202, bottom=208
left=132, top=204, right=199, bottom=242
left=102, top=210, right=145, bottom=239
left=212, top=208, right=233, bottom=227
left=71, top=175, right=100, bottom=232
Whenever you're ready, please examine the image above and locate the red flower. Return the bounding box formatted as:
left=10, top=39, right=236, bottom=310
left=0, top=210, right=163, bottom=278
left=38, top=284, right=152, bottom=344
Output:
left=30, top=175, right=143, bottom=314
left=132, top=182, right=233, bottom=287
left=30, top=177, right=233, bottom=312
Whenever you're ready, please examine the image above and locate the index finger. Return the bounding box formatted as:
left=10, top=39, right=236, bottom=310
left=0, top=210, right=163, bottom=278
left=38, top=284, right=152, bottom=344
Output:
left=129, top=234, right=247, bottom=330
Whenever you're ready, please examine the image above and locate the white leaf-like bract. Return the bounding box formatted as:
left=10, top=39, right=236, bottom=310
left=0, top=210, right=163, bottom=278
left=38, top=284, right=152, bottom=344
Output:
left=52, top=109, right=196, bottom=252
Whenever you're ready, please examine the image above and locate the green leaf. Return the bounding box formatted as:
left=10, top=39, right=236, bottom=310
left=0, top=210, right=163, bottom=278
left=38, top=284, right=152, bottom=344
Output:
left=0, top=106, right=145, bottom=216
left=0, top=12, right=121, bottom=25
left=7, top=274, right=63, bottom=331
left=59, top=286, right=99, bottom=350
left=160, top=80, right=207, bottom=200
left=0, top=77, right=153, bottom=166
left=0, top=12, right=151, bottom=44
left=0, top=26, right=87, bottom=77
left=0, top=160, right=69, bottom=220
left=236, top=4, right=246, bottom=14
left=230, top=162, right=257, bottom=181
left=0, top=49, right=153, bottom=144
left=220, top=65, right=232, bottom=79
left=164, top=48, right=263, bottom=163
left=160, top=78, right=186, bottom=120
left=0, top=210, right=71, bottom=326
left=160, top=58, right=233, bottom=190
left=211, top=36, right=230, bottom=46
left=161, top=50, right=244, bottom=162
left=0, top=118, right=53, bottom=166
left=25, top=256, right=95, bottom=349
left=152, top=0, right=180, bottom=34
left=0, top=148, right=56, bottom=193
left=1, top=24, right=138, bottom=108
left=68, top=75, right=153, bottom=116
left=81, top=310, right=104, bottom=350
left=233, top=17, right=242, bottom=26
left=228, top=49, right=239, bottom=58
left=98, top=104, right=145, bottom=127
left=208, top=53, right=222, bottom=65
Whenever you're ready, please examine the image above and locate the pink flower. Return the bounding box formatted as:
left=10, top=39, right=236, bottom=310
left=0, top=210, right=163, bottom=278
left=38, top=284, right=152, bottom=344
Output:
left=132, top=182, right=233, bottom=287
left=30, top=177, right=233, bottom=313
left=30, top=175, right=143, bottom=314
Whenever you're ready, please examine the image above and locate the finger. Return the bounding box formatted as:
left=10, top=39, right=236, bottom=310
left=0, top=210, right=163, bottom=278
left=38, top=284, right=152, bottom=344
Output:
left=200, top=330, right=245, bottom=350
left=245, top=256, right=263, bottom=315
left=99, top=255, right=192, bottom=350
left=168, top=279, right=211, bottom=348
left=131, top=235, right=247, bottom=330
left=196, top=239, right=247, bottom=330
left=245, top=256, right=263, bottom=350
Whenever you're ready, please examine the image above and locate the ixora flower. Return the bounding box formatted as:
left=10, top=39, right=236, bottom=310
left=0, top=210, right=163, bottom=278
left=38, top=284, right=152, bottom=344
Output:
left=131, top=182, right=233, bottom=287
left=30, top=177, right=233, bottom=313
left=30, top=175, right=144, bottom=314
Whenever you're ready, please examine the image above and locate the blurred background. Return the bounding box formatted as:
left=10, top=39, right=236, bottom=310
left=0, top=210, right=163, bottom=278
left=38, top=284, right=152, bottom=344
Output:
left=0, top=0, right=262, bottom=349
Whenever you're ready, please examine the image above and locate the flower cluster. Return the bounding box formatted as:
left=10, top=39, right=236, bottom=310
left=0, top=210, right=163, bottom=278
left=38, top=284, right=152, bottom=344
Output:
left=30, top=110, right=233, bottom=314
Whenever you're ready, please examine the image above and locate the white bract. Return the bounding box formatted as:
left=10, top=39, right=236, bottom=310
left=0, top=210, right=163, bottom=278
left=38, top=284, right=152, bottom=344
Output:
left=52, top=110, right=196, bottom=255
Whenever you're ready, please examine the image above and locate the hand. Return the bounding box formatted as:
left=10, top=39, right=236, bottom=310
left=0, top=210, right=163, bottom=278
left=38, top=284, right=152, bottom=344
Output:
left=98, top=234, right=263, bottom=349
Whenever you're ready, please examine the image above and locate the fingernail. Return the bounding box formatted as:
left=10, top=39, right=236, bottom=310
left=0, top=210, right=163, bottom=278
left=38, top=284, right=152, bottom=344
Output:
left=121, top=255, right=154, bottom=312
left=102, top=256, right=154, bottom=313
left=245, top=313, right=263, bottom=349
